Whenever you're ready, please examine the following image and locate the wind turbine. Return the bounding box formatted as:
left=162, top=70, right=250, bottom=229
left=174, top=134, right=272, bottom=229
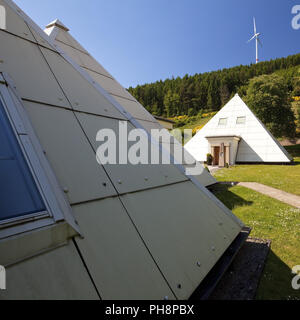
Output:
left=247, top=17, right=262, bottom=64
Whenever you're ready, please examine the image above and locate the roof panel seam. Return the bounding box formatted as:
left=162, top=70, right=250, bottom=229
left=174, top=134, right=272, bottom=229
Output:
left=21, top=98, right=130, bottom=122
left=80, top=65, right=115, bottom=80
left=0, top=29, right=57, bottom=53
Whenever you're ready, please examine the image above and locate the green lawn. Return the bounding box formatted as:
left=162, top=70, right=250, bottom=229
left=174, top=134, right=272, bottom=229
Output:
left=213, top=184, right=300, bottom=300
left=214, top=145, right=300, bottom=196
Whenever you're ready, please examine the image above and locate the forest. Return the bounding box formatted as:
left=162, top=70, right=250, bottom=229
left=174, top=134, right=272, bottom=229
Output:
left=128, top=53, right=300, bottom=118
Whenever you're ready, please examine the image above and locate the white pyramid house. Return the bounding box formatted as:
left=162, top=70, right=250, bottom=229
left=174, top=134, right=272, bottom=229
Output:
left=0, top=0, right=245, bottom=300
left=185, top=94, right=293, bottom=166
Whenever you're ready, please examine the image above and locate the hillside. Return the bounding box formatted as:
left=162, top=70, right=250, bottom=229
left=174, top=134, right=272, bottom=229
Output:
left=128, top=53, right=300, bottom=118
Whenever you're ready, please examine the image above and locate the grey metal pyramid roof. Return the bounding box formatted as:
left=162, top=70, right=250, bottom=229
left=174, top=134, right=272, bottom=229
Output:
left=0, top=0, right=244, bottom=300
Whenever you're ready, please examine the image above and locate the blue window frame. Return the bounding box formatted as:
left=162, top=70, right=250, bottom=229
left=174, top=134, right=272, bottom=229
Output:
left=0, top=99, right=46, bottom=221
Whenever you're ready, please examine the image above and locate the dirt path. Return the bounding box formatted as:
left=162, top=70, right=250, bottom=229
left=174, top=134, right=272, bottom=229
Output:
left=237, top=182, right=300, bottom=209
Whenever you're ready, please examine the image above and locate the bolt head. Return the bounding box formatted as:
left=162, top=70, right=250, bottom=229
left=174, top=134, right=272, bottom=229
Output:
left=63, top=187, right=69, bottom=193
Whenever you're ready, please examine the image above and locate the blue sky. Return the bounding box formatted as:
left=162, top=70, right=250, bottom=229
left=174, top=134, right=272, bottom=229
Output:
left=14, top=0, right=300, bottom=88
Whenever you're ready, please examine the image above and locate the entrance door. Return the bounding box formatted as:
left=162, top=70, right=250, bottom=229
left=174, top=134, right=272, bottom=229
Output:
left=213, top=147, right=220, bottom=166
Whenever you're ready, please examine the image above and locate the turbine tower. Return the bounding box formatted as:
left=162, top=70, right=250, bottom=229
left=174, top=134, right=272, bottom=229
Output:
left=247, top=17, right=262, bottom=64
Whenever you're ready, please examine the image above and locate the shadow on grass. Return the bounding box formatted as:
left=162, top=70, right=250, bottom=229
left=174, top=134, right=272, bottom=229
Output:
left=256, top=249, right=300, bottom=300
left=209, top=183, right=253, bottom=210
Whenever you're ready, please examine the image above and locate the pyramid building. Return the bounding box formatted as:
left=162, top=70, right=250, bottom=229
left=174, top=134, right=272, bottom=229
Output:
left=0, top=0, right=244, bottom=299
left=185, top=94, right=293, bottom=166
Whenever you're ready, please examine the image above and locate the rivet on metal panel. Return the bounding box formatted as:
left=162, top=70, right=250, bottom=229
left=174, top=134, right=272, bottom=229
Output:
left=219, top=222, right=223, bottom=226
left=144, top=177, right=149, bottom=181
left=43, top=150, right=46, bottom=155
left=224, top=236, right=227, bottom=240
left=23, top=32, right=28, bottom=36
left=164, top=175, right=168, bottom=178
left=104, top=108, right=108, bottom=112
left=63, top=187, right=69, bottom=193
left=74, top=102, right=79, bottom=106
left=102, top=182, right=107, bottom=187
left=177, top=284, right=182, bottom=289
left=118, top=180, right=122, bottom=184
left=164, top=296, right=169, bottom=300
left=58, top=98, right=63, bottom=101
left=197, top=262, right=201, bottom=267
left=211, top=246, right=216, bottom=252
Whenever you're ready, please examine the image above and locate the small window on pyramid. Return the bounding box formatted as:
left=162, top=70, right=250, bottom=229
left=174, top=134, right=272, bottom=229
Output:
left=218, top=118, right=227, bottom=126
left=0, top=99, right=46, bottom=222
left=236, top=116, right=246, bottom=125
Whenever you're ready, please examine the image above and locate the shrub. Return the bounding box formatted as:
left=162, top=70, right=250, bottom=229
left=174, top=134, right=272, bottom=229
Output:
left=206, top=153, right=213, bottom=165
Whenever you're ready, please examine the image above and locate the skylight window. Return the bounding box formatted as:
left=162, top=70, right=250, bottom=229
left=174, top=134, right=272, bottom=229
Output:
left=0, top=100, right=46, bottom=221
left=236, top=116, right=246, bottom=125
left=218, top=118, right=227, bottom=126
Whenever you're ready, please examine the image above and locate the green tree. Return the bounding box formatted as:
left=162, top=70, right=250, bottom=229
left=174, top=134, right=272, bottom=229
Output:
left=164, top=90, right=180, bottom=117
left=245, top=74, right=296, bottom=138
left=219, top=78, right=231, bottom=106
left=293, top=100, right=300, bottom=131
left=207, top=77, right=220, bottom=111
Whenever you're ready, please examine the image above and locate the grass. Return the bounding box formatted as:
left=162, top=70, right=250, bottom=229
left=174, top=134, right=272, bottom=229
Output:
left=214, top=145, right=300, bottom=196
left=179, top=115, right=213, bottom=131
left=214, top=184, right=300, bottom=300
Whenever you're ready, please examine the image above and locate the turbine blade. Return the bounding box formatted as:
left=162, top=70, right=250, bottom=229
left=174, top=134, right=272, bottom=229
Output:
left=257, top=37, right=262, bottom=47
left=253, top=17, right=256, bottom=34
left=247, top=35, right=256, bottom=43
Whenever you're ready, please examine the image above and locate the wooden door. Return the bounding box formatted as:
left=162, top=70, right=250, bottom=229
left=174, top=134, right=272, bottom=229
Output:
left=213, top=147, right=220, bottom=166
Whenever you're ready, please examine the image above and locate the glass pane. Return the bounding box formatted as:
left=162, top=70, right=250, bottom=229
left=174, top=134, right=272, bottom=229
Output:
left=236, top=116, right=246, bottom=124
left=218, top=118, right=227, bottom=126
left=0, top=99, right=46, bottom=221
